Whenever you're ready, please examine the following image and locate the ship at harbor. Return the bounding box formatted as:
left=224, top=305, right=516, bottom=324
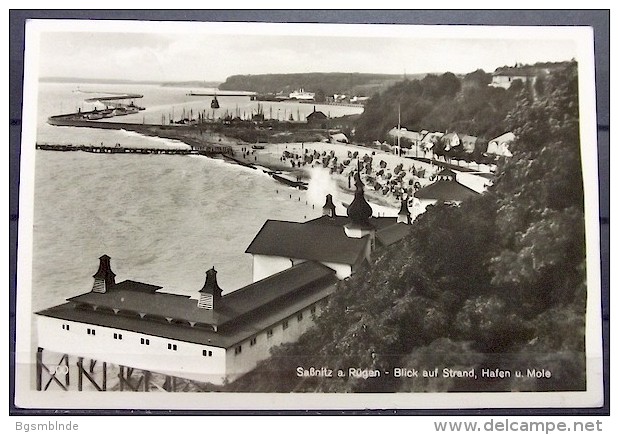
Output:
left=288, top=88, right=315, bottom=101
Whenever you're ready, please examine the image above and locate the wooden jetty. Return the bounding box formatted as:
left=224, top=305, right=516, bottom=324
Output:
left=35, top=144, right=308, bottom=189
left=271, top=173, right=308, bottom=190
left=222, top=154, right=308, bottom=190
left=35, top=143, right=220, bottom=156
left=222, top=153, right=258, bottom=169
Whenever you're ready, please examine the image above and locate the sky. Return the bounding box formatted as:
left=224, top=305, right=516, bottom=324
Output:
left=34, top=24, right=580, bottom=83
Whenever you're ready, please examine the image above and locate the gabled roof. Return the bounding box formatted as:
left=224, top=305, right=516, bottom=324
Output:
left=414, top=180, right=480, bottom=202
left=307, top=111, right=327, bottom=120
left=388, top=128, right=423, bottom=142
left=222, top=261, right=336, bottom=323
left=460, top=135, right=478, bottom=153
left=376, top=224, right=412, bottom=247
left=493, top=67, right=539, bottom=77
left=437, top=168, right=457, bottom=178
left=245, top=219, right=369, bottom=265
left=37, top=265, right=336, bottom=349
left=421, top=132, right=444, bottom=143
left=493, top=71, right=537, bottom=77
left=38, top=261, right=338, bottom=347
left=276, top=212, right=409, bottom=253
left=330, top=132, right=348, bottom=143
left=460, top=134, right=477, bottom=143
left=305, top=215, right=397, bottom=231
left=113, top=280, right=162, bottom=293
left=67, top=284, right=225, bottom=326
left=489, top=132, right=515, bottom=144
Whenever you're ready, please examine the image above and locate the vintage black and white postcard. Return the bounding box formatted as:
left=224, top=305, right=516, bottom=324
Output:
left=13, top=18, right=603, bottom=411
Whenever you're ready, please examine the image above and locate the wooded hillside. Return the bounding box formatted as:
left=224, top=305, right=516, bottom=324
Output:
left=353, top=70, right=527, bottom=145
left=218, top=72, right=417, bottom=97
left=227, top=61, right=586, bottom=393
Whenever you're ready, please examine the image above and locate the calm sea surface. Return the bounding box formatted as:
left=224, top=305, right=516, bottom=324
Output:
left=30, top=82, right=364, bottom=311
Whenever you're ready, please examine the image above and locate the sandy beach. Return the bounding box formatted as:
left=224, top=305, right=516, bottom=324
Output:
left=225, top=139, right=494, bottom=215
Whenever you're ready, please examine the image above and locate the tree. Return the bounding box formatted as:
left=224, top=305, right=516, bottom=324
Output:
left=226, top=62, right=586, bottom=394
left=491, top=61, right=584, bottom=308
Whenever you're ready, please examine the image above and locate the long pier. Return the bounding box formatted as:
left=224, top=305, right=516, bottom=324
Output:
left=187, top=92, right=255, bottom=97
left=84, top=93, right=144, bottom=102
left=36, top=144, right=309, bottom=190
left=35, top=143, right=224, bottom=156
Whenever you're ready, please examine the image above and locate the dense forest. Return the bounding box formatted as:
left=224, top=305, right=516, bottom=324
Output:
left=218, top=72, right=417, bottom=98
left=227, top=61, right=587, bottom=393
left=353, top=69, right=541, bottom=149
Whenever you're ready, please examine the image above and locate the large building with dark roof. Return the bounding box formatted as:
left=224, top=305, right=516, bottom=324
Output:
left=414, top=168, right=480, bottom=208
left=36, top=169, right=413, bottom=385
left=246, top=171, right=412, bottom=281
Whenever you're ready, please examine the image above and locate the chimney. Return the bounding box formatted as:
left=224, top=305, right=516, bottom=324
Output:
left=322, top=194, right=336, bottom=218
left=397, top=198, right=411, bottom=224
left=92, top=254, right=116, bottom=293
left=198, top=267, right=223, bottom=310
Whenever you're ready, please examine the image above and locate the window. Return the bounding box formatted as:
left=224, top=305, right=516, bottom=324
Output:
left=235, top=345, right=242, bottom=355
left=113, top=333, right=123, bottom=340
left=62, top=324, right=70, bottom=331
left=283, top=320, right=289, bottom=330
left=202, top=350, right=212, bottom=357
left=140, top=338, right=150, bottom=345
left=87, top=328, right=96, bottom=336
left=250, top=337, right=257, bottom=346
left=297, top=312, right=303, bottom=322
left=266, top=329, right=273, bottom=339
left=168, top=343, right=177, bottom=351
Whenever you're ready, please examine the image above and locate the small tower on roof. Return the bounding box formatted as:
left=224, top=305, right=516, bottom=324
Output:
left=322, top=194, right=336, bottom=218
left=91, top=254, right=116, bottom=293
left=198, top=267, right=223, bottom=310
left=397, top=198, right=412, bottom=224
left=345, top=161, right=374, bottom=240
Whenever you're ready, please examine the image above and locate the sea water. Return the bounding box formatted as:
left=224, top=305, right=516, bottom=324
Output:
left=29, top=82, right=364, bottom=312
